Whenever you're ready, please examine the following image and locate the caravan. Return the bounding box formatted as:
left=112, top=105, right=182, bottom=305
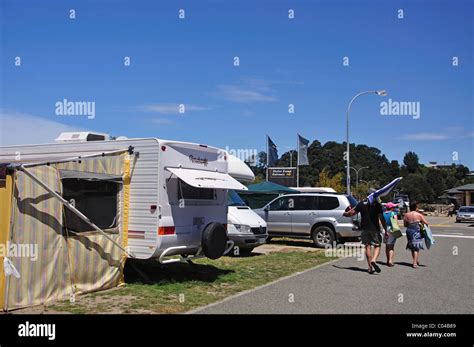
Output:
left=0, top=132, right=246, bottom=264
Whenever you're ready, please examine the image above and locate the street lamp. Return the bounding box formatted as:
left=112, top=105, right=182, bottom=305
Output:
left=347, top=166, right=369, bottom=189
left=346, top=90, right=387, bottom=195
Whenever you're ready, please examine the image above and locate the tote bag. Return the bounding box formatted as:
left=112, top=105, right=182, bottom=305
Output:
left=389, top=213, right=402, bottom=238
left=423, top=224, right=435, bottom=249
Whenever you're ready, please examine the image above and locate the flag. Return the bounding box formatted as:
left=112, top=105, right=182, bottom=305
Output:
left=267, top=136, right=278, bottom=167
left=367, top=177, right=403, bottom=204
left=297, top=134, right=309, bottom=166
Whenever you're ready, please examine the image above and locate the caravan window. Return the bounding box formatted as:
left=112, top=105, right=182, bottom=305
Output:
left=177, top=179, right=216, bottom=200
left=61, top=178, right=120, bottom=233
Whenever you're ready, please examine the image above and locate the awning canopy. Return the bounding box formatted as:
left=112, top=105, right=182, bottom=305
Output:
left=167, top=167, right=248, bottom=190
left=243, top=181, right=298, bottom=194
left=59, top=170, right=122, bottom=181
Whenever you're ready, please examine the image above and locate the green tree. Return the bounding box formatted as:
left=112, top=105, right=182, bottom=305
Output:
left=403, top=151, right=420, bottom=174
left=317, top=168, right=345, bottom=193
left=401, top=173, right=433, bottom=203
left=426, top=169, right=445, bottom=199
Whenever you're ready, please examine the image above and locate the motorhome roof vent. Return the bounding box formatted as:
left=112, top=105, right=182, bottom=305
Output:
left=55, top=132, right=110, bottom=142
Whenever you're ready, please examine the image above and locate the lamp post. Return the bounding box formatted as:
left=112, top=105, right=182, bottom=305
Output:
left=348, top=166, right=369, bottom=189
left=346, top=90, right=387, bottom=195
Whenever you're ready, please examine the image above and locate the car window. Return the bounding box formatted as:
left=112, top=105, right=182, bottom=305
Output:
left=293, top=196, right=316, bottom=210
left=269, top=196, right=291, bottom=211
left=316, top=196, right=340, bottom=210
left=459, top=207, right=474, bottom=213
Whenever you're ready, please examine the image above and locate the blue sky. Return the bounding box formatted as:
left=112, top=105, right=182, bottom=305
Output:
left=1, top=0, right=473, bottom=168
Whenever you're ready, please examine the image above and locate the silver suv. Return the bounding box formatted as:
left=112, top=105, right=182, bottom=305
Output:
left=254, top=193, right=360, bottom=248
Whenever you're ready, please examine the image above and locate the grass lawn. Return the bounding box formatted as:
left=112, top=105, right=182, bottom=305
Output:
left=48, top=249, right=334, bottom=314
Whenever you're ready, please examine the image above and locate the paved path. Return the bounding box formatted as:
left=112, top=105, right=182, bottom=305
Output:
left=194, top=217, right=474, bottom=314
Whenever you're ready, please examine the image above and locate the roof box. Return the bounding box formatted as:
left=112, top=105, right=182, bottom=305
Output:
left=55, top=132, right=110, bottom=142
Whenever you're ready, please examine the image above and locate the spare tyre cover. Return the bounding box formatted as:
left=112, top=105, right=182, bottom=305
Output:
left=201, top=223, right=227, bottom=260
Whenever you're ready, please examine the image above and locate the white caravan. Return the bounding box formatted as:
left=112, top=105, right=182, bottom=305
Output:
left=226, top=155, right=267, bottom=255
left=0, top=132, right=247, bottom=263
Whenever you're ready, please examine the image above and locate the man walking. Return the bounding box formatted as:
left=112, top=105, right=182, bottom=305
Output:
left=343, top=189, right=388, bottom=274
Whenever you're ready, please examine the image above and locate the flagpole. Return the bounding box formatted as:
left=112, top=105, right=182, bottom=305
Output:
left=296, top=134, right=299, bottom=187
left=266, top=135, right=268, bottom=181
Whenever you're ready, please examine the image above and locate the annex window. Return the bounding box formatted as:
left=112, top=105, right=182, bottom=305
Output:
left=60, top=171, right=121, bottom=233
left=177, top=179, right=216, bottom=200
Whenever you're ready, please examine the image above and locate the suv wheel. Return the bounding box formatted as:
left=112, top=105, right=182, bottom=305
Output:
left=312, top=226, right=335, bottom=248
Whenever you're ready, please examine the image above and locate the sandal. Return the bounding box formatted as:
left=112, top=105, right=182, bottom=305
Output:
left=368, top=269, right=375, bottom=274
left=371, top=262, right=381, bottom=273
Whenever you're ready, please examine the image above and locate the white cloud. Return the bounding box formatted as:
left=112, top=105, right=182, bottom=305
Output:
left=0, top=110, right=88, bottom=146
left=399, top=128, right=474, bottom=141
left=141, top=103, right=211, bottom=114
left=212, top=84, right=277, bottom=103
left=210, top=77, right=302, bottom=104
left=399, top=133, right=450, bottom=141
left=151, top=118, right=174, bottom=125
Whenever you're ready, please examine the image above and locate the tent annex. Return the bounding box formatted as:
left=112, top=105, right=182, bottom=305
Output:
left=0, top=148, right=134, bottom=310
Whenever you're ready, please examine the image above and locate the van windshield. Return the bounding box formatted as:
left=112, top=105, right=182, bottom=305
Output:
left=227, top=190, right=247, bottom=207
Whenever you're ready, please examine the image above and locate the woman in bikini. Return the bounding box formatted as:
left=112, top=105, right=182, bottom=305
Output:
left=403, top=202, right=429, bottom=268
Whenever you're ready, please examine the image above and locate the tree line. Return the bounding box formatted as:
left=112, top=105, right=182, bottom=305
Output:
left=246, top=140, right=472, bottom=203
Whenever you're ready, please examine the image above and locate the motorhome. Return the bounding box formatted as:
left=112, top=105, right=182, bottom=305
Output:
left=0, top=132, right=247, bottom=263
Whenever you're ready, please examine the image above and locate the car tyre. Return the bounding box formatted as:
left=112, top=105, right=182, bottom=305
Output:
left=312, top=226, right=336, bottom=248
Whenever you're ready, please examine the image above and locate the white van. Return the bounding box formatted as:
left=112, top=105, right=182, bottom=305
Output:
left=226, top=190, right=267, bottom=255
left=225, top=154, right=267, bottom=255
left=0, top=132, right=247, bottom=263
